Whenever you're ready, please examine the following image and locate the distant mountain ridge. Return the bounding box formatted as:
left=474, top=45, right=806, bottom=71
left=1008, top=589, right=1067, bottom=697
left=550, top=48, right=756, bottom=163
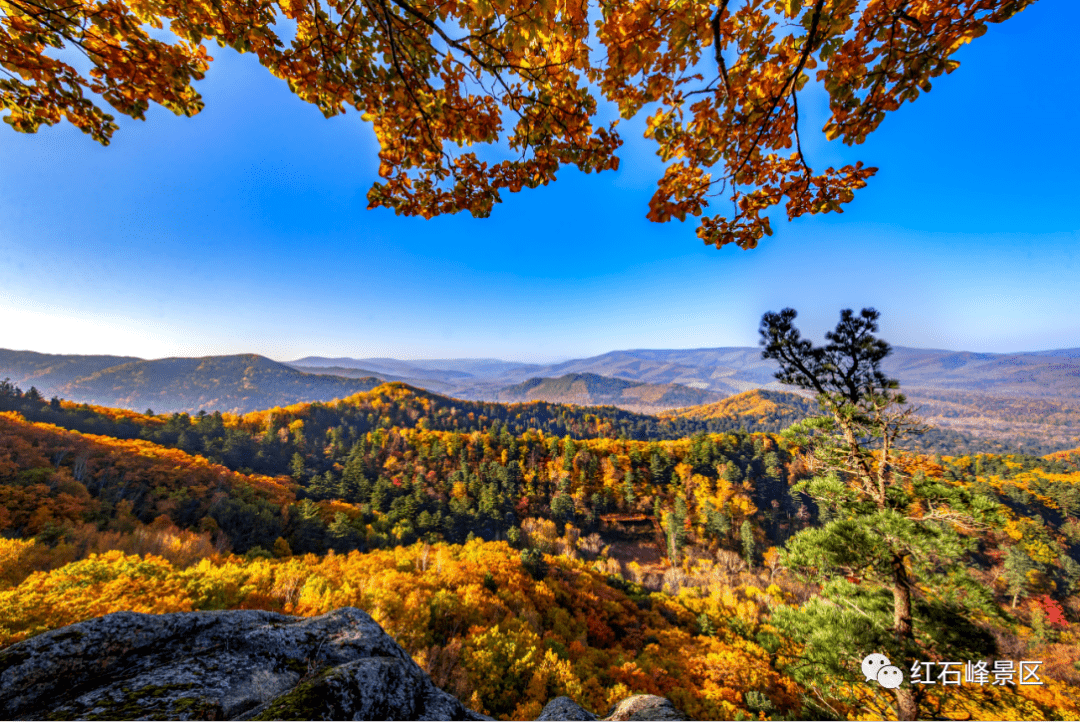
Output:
left=498, top=372, right=724, bottom=412
left=290, top=346, right=1080, bottom=452
left=0, top=349, right=141, bottom=389
left=290, top=345, right=1080, bottom=401
left=0, top=351, right=381, bottom=414
left=3, top=344, right=1079, bottom=451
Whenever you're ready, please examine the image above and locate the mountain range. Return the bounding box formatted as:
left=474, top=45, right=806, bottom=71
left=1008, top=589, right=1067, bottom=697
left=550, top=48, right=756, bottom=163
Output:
left=2, top=345, right=1079, bottom=452
left=0, top=350, right=380, bottom=415
left=292, top=346, right=1080, bottom=399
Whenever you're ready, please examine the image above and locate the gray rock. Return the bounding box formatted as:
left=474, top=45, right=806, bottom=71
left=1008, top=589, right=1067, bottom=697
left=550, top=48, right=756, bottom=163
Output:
left=600, top=694, right=686, bottom=721
left=0, top=607, right=686, bottom=722
left=0, top=607, right=489, bottom=721
left=536, top=695, right=598, bottom=720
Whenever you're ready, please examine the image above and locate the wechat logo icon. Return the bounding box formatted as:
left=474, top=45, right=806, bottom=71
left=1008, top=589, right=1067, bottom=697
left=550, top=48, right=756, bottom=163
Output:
left=862, top=653, right=903, bottom=689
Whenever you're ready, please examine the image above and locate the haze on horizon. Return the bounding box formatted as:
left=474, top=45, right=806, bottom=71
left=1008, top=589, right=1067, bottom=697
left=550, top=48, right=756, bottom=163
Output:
left=1, top=1, right=1077, bottom=364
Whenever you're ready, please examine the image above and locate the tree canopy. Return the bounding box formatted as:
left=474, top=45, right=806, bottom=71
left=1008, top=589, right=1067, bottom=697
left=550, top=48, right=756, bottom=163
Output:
left=1, top=0, right=1034, bottom=247
left=762, top=308, right=1003, bottom=720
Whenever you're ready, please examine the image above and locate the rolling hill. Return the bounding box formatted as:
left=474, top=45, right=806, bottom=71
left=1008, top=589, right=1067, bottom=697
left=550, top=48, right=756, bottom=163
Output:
left=4, top=344, right=1079, bottom=452
left=0, top=349, right=141, bottom=390
left=2, top=379, right=1079, bottom=721
left=3, top=354, right=382, bottom=414
left=663, top=388, right=817, bottom=425
left=498, top=373, right=723, bottom=412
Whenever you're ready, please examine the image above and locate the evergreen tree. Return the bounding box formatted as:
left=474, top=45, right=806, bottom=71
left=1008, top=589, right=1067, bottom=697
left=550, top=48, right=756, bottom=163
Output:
left=339, top=449, right=367, bottom=502
left=762, top=308, right=1000, bottom=721
left=308, top=470, right=337, bottom=500
left=290, top=452, right=307, bottom=481
left=551, top=493, right=575, bottom=530
left=740, top=519, right=755, bottom=568
left=622, top=469, right=635, bottom=507
left=705, top=502, right=730, bottom=540
left=1002, top=545, right=1038, bottom=609
left=649, top=446, right=671, bottom=486
left=327, top=512, right=362, bottom=552
left=562, top=436, right=576, bottom=471
left=290, top=499, right=327, bottom=554
left=666, top=498, right=689, bottom=565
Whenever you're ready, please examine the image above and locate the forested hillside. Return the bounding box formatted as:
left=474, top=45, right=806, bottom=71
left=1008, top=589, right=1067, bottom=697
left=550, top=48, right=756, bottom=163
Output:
left=499, top=373, right=723, bottom=412
left=0, top=350, right=140, bottom=390
left=0, top=353, right=383, bottom=414
left=7, top=345, right=1078, bottom=454
left=2, top=376, right=1080, bottom=719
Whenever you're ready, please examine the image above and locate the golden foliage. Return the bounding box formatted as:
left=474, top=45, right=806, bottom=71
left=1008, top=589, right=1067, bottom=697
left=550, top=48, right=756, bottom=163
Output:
left=0, top=0, right=1031, bottom=246
left=0, top=410, right=295, bottom=533
left=0, top=540, right=803, bottom=719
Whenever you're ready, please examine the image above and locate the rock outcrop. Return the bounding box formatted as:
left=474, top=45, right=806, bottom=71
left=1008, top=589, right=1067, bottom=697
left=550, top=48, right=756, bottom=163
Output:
left=0, top=607, right=685, bottom=721
left=602, top=695, right=685, bottom=720
left=0, top=607, right=488, bottom=721
left=535, top=695, right=686, bottom=721
left=536, top=696, right=598, bottom=720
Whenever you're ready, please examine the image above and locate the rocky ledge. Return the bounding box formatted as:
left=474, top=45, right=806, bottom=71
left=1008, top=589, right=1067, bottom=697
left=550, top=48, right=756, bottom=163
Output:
left=0, top=608, right=685, bottom=721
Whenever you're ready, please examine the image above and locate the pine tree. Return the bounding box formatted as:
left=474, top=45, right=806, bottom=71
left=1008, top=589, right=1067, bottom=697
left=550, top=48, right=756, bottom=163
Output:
left=290, top=452, right=307, bottom=481
left=705, top=502, right=730, bottom=541
left=550, top=493, right=575, bottom=530
left=327, top=512, right=362, bottom=552
left=762, top=308, right=1000, bottom=721
left=1002, top=546, right=1038, bottom=609
left=289, top=499, right=327, bottom=554
left=308, top=471, right=337, bottom=500
left=339, top=450, right=367, bottom=502
left=649, top=447, right=670, bottom=486
left=740, top=519, right=756, bottom=569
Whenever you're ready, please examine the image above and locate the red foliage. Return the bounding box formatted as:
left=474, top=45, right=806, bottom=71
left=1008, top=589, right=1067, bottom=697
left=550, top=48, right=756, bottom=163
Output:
left=1034, top=595, right=1069, bottom=629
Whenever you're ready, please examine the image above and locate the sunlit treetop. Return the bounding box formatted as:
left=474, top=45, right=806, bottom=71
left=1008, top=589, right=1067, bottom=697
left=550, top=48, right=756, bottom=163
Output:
left=1, top=0, right=1034, bottom=248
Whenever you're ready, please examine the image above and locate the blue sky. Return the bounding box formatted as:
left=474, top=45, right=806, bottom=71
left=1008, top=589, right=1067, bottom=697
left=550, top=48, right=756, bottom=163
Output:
left=1, top=0, right=1077, bottom=363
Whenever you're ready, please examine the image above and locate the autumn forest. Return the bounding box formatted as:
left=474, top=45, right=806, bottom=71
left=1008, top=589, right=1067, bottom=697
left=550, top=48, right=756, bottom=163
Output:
left=2, top=326, right=1080, bottom=719
left=2, top=0, right=1076, bottom=713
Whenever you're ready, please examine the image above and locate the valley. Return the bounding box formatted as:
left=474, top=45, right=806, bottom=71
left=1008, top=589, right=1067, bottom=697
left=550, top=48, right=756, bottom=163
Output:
left=4, top=344, right=1079, bottom=455
left=1, top=370, right=1079, bottom=719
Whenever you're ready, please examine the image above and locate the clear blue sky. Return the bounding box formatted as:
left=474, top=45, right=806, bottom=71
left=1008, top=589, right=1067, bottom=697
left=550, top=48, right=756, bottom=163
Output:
left=1, top=0, right=1077, bottom=363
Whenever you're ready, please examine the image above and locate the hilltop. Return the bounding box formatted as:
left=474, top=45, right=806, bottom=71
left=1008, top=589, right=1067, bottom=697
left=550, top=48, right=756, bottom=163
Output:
left=267, top=346, right=1080, bottom=453
left=663, top=389, right=816, bottom=424
left=0, top=352, right=381, bottom=414
left=498, top=373, right=723, bottom=413
left=0, top=349, right=140, bottom=389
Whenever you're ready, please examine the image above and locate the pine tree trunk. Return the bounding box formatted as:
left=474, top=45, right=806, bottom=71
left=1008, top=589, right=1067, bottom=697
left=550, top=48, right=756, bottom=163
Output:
left=892, top=556, right=912, bottom=637
left=893, top=687, right=917, bottom=721
left=892, top=554, right=917, bottom=721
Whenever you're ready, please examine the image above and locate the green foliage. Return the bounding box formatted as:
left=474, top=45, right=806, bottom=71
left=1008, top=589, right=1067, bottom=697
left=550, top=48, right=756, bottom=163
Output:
left=520, top=548, right=547, bottom=580
left=763, top=308, right=1009, bottom=720
left=744, top=690, right=775, bottom=715
left=1002, top=546, right=1038, bottom=608
left=697, top=612, right=715, bottom=637
left=740, top=520, right=756, bottom=568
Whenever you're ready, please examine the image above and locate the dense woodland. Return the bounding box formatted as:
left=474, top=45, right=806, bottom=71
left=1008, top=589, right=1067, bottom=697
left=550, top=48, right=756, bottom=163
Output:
left=2, top=378, right=1080, bottom=719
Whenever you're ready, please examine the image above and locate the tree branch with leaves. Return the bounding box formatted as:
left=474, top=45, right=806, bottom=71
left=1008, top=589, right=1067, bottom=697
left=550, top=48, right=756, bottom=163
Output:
left=2, top=0, right=1036, bottom=245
